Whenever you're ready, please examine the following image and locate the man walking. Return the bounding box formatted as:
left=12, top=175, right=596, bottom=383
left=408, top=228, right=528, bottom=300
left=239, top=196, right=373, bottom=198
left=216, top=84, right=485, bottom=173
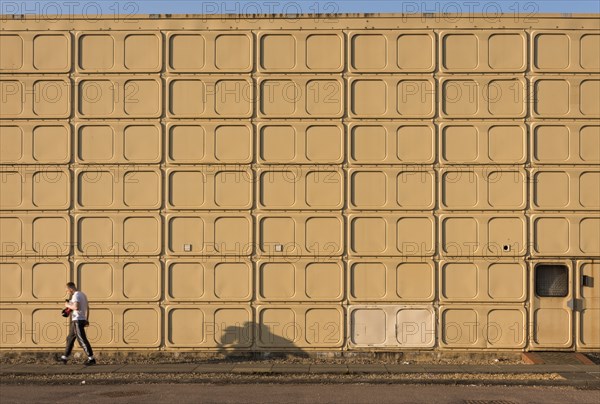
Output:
left=58, top=282, right=96, bottom=365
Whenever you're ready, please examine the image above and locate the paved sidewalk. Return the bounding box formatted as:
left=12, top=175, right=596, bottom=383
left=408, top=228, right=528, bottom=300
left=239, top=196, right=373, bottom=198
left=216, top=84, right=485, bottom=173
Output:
left=2, top=362, right=598, bottom=376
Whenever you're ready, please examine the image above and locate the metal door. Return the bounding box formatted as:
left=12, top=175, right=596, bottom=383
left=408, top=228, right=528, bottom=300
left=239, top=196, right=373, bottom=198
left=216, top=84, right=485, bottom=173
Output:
left=530, top=261, right=574, bottom=350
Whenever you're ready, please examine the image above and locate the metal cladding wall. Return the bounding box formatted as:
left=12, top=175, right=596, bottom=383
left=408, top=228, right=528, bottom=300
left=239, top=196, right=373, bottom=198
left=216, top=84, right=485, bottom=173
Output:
left=0, top=14, right=599, bottom=352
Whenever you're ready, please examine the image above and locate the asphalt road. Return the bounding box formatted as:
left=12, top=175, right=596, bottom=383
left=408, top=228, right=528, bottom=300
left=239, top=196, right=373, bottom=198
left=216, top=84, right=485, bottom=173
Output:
left=1, top=383, right=598, bottom=404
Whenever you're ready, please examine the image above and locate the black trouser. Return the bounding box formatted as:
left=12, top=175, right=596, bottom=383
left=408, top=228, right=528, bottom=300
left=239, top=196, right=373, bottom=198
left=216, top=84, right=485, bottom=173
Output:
left=64, top=320, right=93, bottom=357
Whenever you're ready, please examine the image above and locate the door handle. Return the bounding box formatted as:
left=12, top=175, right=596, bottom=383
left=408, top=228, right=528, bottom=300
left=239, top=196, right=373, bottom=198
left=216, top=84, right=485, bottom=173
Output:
left=582, top=275, right=594, bottom=288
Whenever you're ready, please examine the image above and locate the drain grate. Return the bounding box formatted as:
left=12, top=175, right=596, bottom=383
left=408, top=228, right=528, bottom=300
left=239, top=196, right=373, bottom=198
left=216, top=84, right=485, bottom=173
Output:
left=537, top=352, right=581, bottom=365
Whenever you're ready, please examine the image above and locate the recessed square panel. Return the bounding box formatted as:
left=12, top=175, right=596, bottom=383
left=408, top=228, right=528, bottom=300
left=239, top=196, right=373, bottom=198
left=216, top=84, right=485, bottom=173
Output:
left=306, top=171, right=342, bottom=208
left=488, top=34, right=524, bottom=70
left=351, top=126, right=386, bottom=162
left=443, top=34, right=478, bottom=69
left=123, top=262, right=159, bottom=299
left=580, top=126, right=600, bottom=162
left=0, top=172, right=22, bottom=208
left=169, top=171, right=204, bottom=208
left=352, top=34, right=386, bottom=69
left=214, top=217, right=250, bottom=254
left=78, top=126, right=114, bottom=161
left=306, top=217, right=341, bottom=254
left=397, top=34, right=433, bottom=70
left=534, top=217, right=569, bottom=254
left=169, top=308, right=204, bottom=345
left=123, top=217, right=159, bottom=254
left=124, top=125, right=160, bottom=161
left=169, top=125, right=204, bottom=161
left=261, top=34, right=295, bottom=69
left=488, top=79, right=524, bottom=116
left=169, top=80, right=204, bottom=116
left=397, top=126, right=433, bottom=162
left=170, top=34, right=205, bottom=70
left=580, top=34, right=600, bottom=69
left=351, top=80, right=387, bottom=116
left=79, top=80, right=114, bottom=116
left=215, top=125, right=251, bottom=162
left=260, top=217, right=295, bottom=251
left=79, top=35, right=114, bottom=70
left=442, top=171, right=478, bottom=208
left=534, top=125, right=569, bottom=161
left=580, top=79, right=600, bottom=116
left=443, top=218, right=478, bottom=255
left=168, top=263, right=204, bottom=299
left=397, top=171, right=434, bottom=208
left=488, top=126, right=524, bottom=162
left=78, top=263, right=113, bottom=299
left=352, top=263, right=386, bottom=299
left=33, top=80, right=68, bottom=116
left=306, top=34, right=342, bottom=70
left=123, top=171, right=159, bottom=208
left=124, top=80, right=159, bottom=116
left=397, top=217, right=433, bottom=255
left=535, top=34, right=569, bottom=69
left=260, top=126, right=295, bottom=162
left=215, top=80, right=251, bottom=116
left=397, top=262, right=433, bottom=300
left=488, top=171, right=524, bottom=208
left=214, top=263, right=250, bottom=299
left=306, top=80, right=342, bottom=116
left=397, top=80, right=433, bottom=116
left=442, top=263, right=478, bottom=299
left=33, top=35, right=69, bottom=70
left=0, top=126, right=23, bottom=162
left=32, top=217, right=71, bottom=255
left=352, top=218, right=386, bottom=253
left=306, top=125, right=342, bottom=162
left=0, top=35, right=23, bottom=70
left=124, top=34, right=160, bottom=70
left=261, top=171, right=295, bottom=207
left=32, top=171, right=69, bottom=208
left=443, top=80, right=479, bottom=116
left=535, top=79, right=570, bottom=115
left=33, top=126, right=69, bottom=162
left=215, top=34, right=251, bottom=70
left=215, top=171, right=251, bottom=208
left=351, top=172, right=386, bottom=207
left=442, top=126, right=478, bottom=162
left=534, top=172, right=569, bottom=208
left=0, top=263, right=22, bottom=299
left=78, top=171, right=114, bottom=208
left=260, top=80, right=296, bottom=115
left=32, top=263, right=68, bottom=299
left=580, top=172, right=600, bottom=208
left=169, top=217, right=203, bottom=253
left=78, top=217, right=113, bottom=254
left=306, top=263, right=341, bottom=299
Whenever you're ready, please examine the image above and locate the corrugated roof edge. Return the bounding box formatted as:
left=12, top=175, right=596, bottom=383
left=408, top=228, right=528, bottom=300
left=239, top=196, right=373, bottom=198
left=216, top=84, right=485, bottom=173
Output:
left=1, top=12, right=599, bottom=20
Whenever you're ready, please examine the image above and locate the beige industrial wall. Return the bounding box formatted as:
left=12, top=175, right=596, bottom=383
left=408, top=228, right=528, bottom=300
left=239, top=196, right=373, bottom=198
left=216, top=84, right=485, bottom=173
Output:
left=0, top=14, right=599, bottom=352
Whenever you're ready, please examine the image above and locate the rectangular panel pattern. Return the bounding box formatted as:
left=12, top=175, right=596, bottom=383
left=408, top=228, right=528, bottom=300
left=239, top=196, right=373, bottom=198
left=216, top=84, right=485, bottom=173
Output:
left=1, top=15, right=599, bottom=353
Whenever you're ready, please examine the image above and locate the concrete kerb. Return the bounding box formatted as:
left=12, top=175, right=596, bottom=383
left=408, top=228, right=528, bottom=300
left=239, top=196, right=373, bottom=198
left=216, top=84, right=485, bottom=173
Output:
left=2, top=363, right=598, bottom=375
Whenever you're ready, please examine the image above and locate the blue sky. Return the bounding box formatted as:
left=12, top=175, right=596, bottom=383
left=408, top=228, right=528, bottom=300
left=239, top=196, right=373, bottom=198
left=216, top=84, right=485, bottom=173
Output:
left=1, top=1, right=599, bottom=15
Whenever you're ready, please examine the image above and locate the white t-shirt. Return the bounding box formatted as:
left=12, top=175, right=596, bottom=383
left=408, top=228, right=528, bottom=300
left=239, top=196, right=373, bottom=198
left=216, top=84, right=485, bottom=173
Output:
left=70, top=291, right=89, bottom=321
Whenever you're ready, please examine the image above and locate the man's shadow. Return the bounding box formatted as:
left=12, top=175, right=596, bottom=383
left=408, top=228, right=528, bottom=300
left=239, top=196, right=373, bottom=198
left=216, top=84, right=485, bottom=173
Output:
left=216, top=321, right=308, bottom=360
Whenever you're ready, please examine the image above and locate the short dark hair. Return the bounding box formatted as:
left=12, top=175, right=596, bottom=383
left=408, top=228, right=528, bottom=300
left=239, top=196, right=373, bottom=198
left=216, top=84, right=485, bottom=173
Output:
left=66, top=282, right=76, bottom=289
